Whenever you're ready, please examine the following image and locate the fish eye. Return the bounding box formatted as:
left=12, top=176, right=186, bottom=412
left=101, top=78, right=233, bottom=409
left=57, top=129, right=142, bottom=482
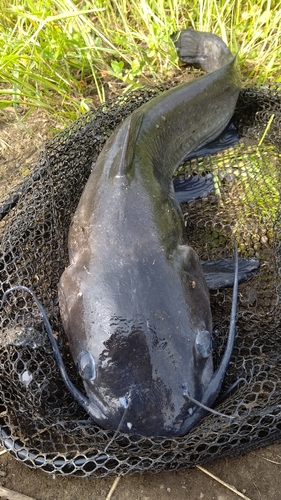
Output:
left=76, top=350, right=96, bottom=381
left=195, top=329, right=213, bottom=359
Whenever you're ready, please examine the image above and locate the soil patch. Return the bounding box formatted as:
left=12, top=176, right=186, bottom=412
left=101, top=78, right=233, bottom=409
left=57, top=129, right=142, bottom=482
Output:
left=1, top=444, right=281, bottom=499
left=0, top=107, right=62, bottom=199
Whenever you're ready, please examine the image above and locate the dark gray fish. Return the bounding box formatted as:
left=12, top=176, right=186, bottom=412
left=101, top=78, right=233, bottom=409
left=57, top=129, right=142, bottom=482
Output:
left=55, top=29, right=258, bottom=437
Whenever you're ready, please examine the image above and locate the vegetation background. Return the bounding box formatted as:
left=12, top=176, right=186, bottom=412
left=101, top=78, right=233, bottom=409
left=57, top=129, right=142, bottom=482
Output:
left=0, top=0, right=281, bottom=125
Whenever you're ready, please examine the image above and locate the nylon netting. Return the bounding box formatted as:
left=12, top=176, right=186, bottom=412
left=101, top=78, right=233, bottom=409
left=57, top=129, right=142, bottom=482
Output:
left=0, top=85, right=281, bottom=477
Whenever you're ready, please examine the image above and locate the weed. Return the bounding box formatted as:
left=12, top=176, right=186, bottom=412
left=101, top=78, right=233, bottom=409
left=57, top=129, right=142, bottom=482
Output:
left=0, top=0, right=280, bottom=123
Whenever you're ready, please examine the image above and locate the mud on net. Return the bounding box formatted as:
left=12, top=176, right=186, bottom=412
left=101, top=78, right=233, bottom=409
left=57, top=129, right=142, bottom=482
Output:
left=0, top=85, right=281, bottom=477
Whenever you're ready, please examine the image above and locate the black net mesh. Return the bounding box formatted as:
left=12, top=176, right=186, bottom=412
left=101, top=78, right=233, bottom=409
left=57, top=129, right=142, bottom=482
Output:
left=0, top=85, right=281, bottom=477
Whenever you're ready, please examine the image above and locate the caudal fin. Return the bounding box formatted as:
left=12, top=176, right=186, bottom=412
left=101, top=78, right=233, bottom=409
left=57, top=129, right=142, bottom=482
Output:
left=172, top=29, right=233, bottom=73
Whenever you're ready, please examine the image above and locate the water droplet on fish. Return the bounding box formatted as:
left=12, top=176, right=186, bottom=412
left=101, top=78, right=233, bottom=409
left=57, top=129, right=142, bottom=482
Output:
left=119, top=396, right=128, bottom=408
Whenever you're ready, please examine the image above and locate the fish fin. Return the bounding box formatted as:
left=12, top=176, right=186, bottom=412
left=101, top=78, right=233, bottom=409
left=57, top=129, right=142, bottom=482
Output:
left=174, top=174, right=213, bottom=203
left=183, top=121, right=239, bottom=162
left=172, top=29, right=233, bottom=72
left=201, top=258, right=260, bottom=289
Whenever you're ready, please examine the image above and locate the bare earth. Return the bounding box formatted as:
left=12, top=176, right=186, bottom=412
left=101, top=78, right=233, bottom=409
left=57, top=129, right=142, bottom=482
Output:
left=0, top=107, right=281, bottom=500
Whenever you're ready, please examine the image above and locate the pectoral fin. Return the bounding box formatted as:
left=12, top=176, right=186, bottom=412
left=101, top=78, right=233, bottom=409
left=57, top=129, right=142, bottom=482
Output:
left=201, top=258, right=260, bottom=289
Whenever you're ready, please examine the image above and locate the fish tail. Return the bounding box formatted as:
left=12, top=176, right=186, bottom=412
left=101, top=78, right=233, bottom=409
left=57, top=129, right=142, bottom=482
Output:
left=172, top=29, right=233, bottom=73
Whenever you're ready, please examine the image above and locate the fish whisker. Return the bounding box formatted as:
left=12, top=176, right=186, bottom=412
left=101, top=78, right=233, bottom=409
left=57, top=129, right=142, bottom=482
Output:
left=215, top=377, right=249, bottom=406
left=183, top=390, right=235, bottom=420
left=104, top=390, right=132, bottom=452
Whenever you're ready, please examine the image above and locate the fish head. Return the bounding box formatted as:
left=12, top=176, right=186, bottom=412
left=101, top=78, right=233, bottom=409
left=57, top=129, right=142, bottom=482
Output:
left=59, top=243, right=215, bottom=436
left=73, top=323, right=214, bottom=437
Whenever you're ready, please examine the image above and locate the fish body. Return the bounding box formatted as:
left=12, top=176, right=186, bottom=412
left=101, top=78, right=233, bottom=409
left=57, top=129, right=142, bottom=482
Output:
left=58, top=30, right=241, bottom=436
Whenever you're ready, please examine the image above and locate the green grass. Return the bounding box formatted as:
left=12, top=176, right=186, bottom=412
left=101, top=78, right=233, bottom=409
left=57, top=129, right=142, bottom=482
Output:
left=0, top=0, right=281, bottom=123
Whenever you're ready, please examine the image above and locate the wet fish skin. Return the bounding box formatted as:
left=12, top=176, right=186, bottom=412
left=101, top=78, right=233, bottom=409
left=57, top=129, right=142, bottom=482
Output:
left=58, top=29, right=241, bottom=437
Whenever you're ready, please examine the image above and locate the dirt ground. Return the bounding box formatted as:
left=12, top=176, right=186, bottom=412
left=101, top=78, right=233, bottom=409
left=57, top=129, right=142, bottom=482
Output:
left=1, top=107, right=281, bottom=500
left=0, top=107, right=64, bottom=199
left=1, top=443, right=281, bottom=500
